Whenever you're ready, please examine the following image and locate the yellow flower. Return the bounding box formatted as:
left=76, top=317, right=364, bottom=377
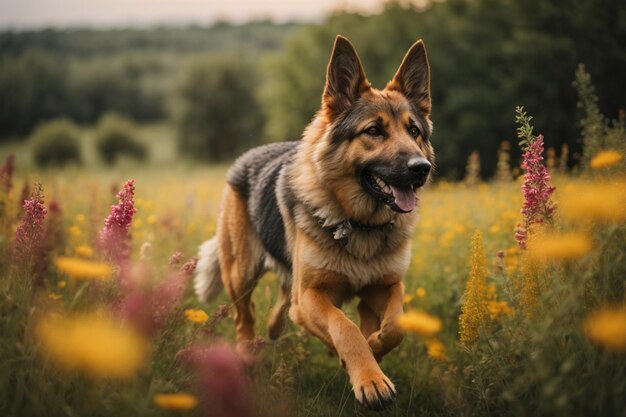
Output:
left=146, top=215, right=158, bottom=225
left=415, top=287, right=427, bottom=298
left=488, top=300, right=512, bottom=319
left=527, top=232, right=593, bottom=262
left=74, top=245, right=94, bottom=258
left=397, top=310, right=442, bottom=337
left=402, top=294, right=414, bottom=304
left=488, top=224, right=501, bottom=234
left=590, top=150, right=622, bottom=169
left=153, top=393, right=198, bottom=410
left=54, top=257, right=113, bottom=280
left=425, top=338, right=448, bottom=361
left=57, top=280, right=66, bottom=289
left=75, top=213, right=86, bottom=224
left=584, top=306, right=626, bottom=351
left=560, top=181, right=626, bottom=224
left=37, top=312, right=148, bottom=378
left=69, top=225, right=82, bottom=237
left=184, top=309, right=209, bottom=324
left=459, top=230, right=490, bottom=344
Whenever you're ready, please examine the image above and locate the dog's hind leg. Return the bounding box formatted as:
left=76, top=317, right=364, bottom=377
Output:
left=218, top=185, right=265, bottom=360
left=267, top=277, right=291, bottom=340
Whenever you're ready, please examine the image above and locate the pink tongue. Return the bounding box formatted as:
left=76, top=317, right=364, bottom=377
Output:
left=390, top=185, right=416, bottom=212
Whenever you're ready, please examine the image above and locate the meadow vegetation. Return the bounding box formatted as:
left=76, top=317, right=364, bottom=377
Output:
left=0, top=64, right=625, bottom=417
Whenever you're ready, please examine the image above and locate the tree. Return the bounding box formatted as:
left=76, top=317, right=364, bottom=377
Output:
left=175, top=55, right=264, bottom=161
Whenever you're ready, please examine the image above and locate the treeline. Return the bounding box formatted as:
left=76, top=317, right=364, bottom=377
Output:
left=2, top=0, right=625, bottom=176
left=0, top=21, right=299, bottom=140
left=261, top=0, right=626, bottom=177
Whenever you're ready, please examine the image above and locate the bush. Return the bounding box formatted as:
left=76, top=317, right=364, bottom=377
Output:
left=30, top=119, right=82, bottom=168
left=95, top=114, right=148, bottom=165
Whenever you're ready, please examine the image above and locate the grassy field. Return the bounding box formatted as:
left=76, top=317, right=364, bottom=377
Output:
left=1, top=148, right=625, bottom=417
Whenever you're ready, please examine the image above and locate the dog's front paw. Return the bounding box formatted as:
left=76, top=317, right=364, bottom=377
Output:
left=353, top=371, right=397, bottom=411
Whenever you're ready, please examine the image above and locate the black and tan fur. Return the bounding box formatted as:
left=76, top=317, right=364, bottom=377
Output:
left=195, top=35, right=434, bottom=410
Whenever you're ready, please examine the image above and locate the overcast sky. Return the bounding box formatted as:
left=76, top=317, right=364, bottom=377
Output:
left=0, top=0, right=391, bottom=29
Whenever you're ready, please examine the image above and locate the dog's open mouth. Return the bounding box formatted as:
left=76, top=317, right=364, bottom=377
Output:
left=362, top=172, right=418, bottom=213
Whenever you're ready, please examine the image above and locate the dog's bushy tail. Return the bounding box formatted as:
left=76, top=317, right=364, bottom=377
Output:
left=194, top=237, right=223, bottom=302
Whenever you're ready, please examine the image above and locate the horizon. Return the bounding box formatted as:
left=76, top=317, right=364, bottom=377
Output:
left=0, top=0, right=399, bottom=30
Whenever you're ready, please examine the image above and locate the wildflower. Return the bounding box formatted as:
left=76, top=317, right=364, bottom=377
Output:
left=488, top=300, right=512, bottom=319
left=415, top=287, right=426, bottom=298
left=584, top=306, right=626, bottom=351
left=464, top=150, right=481, bottom=187
left=169, top=250, right=184, bottom=265
left=403, top=294, right=414, bottom=304
left=459, top=230, right=490, bottom=344
left=514, top=107, right=557, bottom=249
left=118, top=257, right=197, bottom=337
left=74, top=245, right=94, bottom=258
left=55, top=257, right=113, bottom=280
left=425, top=338, right=448, bottom=362
left=397, top=310, right=442, bottom=337
left=527, top=232, right=593, bottom=262
left=590, top=150, right=622, bottom=169
left=57, top=280, right=66, bottom=289
left=37, top=312, right=148, bottom=378
left=153, top=393, right=198, bottom=410
left=100, top=179, right=136, bottom=263
left=560, top=180, right=626, bottom=224
left=495, top=141, right=512, bottom=183
left=69, top=225, right=82, bottom=238
left=139, top=241, right=152, bottom=260
left=178, top=343, right=252, bottom=417
left=146, top=214, right=158, bottom=225
left=185, top=309, right=209, bottom=324
left=520, top=251, right=541, bottom=316
left=13, top=183, right=47, bottom=267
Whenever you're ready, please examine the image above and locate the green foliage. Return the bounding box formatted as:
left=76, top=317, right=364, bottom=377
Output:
left=515, top=106, right=535, bottom=149
left=0, top=50, right=69, bottom=138
left=30, top=119, right=82, bottom=167
left=260, top=0, right=626, bottom=177
left=95, top=114, right=148, bottom=165
left=573, top=64, right=626, bottom=170
left=0, top=22, right=297, bottom=141
left=175, top=54, right=264, bottom=161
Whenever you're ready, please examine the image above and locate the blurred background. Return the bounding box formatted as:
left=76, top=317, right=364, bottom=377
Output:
left=1, top=0, right=625, bottom=178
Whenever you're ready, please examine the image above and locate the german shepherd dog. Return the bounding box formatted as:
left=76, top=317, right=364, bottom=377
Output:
left=194, top=35, right=434, bottom=410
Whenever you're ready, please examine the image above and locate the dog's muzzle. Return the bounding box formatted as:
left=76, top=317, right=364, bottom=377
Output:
left=360, top=156, right=431, bottom=213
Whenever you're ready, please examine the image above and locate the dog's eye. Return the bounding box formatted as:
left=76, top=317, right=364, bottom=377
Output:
left=409, top=125, right=421, bottom=138
left=365, top=126, right=383, bottom=137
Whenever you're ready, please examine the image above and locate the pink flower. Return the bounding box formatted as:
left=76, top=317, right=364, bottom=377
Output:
left=100, top=179, right=136, bottom=263
left=168, top=251, right=184, bottom=265
left=117, top=256, right=198, bottom=337
left=13, top=184, right=48, bottom=284
left=178, top=343, right=252, bottom=417
left=515, top=135, right=557, bottom=249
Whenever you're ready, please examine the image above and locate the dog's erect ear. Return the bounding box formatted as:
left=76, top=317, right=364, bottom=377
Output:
left=322, top=36, right=371, bottom=119
left=387, top=40, right=431, bottom=114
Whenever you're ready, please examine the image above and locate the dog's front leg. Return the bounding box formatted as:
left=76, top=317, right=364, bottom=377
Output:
left=359, top=281, right=405, bottom=362
left=292, top=286, right=397, bottom=409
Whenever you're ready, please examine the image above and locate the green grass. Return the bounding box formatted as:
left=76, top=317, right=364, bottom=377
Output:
left=0, top=152, right=625, bottom=417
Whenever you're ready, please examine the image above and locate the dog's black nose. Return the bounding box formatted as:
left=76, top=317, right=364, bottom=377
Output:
left=408, top=157, right=431, bottom=177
